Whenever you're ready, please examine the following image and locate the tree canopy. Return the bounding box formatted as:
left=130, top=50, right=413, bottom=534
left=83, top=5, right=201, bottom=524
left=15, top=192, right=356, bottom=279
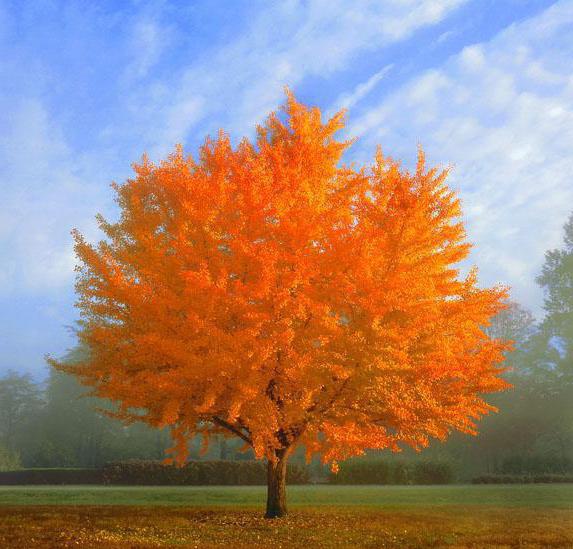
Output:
left=51, top=93, right=510, bottom=516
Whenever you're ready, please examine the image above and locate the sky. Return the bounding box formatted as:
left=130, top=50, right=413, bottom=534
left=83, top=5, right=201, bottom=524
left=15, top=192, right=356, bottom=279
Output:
left=1, top=0, right=572, bottom=378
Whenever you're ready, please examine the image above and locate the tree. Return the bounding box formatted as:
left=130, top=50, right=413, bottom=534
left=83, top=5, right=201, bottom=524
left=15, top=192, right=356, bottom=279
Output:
left=33, top=347, right=171, bottom=467
left=527, top=211, right=573, bottom=460
left=484, top=301, right=535, bottom=355
left=0, top=371, right=42, bottom=452
left=537, top=211, right=573, bottom=373
left=475, top=215, right=573, bottom=472
left=50, top=93, right=509, bottom=517
left=410, top=301, right=535, bottom=479
left=0, top=444, right=20, bottom=471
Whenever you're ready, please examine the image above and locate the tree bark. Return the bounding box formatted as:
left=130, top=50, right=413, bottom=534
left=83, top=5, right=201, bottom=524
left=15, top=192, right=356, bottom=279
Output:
left=265, top=455, right=288, bottom=518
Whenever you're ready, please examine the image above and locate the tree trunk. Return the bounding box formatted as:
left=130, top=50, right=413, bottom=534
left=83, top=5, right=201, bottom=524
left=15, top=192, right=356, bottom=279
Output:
left=265, top=456, right=288, bottom=518
left=219, top=436, right=228, bottom=460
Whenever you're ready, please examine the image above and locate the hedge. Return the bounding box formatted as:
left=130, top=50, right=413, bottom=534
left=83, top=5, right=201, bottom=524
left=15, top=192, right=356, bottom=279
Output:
left=101, top=460, right=310, bottom=485
left=498, top=455, right=573, bottom=475
left=0, top=460, right=310, bottom=485
left=0, top=468, right=103, bottom=485
left=472, top=474, right=573, bottom=484
left=328, top=460, right=454, bottom=485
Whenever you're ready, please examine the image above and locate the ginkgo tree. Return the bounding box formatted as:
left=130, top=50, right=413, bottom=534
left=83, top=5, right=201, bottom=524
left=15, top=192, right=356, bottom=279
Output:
left=51, top=92, right=510, bottom=518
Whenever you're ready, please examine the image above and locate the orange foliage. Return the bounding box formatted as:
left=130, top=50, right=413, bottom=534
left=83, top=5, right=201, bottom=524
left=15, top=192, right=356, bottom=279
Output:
left=51, top=92, right=510, bottom=467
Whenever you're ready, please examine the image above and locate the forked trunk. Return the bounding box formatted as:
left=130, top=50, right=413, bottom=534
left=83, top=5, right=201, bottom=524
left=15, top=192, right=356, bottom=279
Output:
left=265, top=456, right=288, bottom=518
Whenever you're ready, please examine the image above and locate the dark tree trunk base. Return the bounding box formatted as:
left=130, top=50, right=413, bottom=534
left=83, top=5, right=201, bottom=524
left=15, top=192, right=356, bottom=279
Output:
left=265, top=456, right=288, bottom=518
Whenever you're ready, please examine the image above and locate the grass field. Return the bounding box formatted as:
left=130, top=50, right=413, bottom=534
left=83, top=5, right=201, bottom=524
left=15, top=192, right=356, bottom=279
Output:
left=0, top=485, right=572, bottom=548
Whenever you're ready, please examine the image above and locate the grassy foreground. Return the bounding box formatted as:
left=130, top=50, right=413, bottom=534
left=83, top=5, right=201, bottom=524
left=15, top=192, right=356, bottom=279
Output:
left=0, top=485, right=572, bottom=548
left=1, top=484, right=572, bottom=507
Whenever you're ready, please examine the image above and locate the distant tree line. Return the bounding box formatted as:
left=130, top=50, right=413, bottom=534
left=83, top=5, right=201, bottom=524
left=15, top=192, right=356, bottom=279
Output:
left=1, top=213, right=572, bottom=479
left=384, top=212, right=573, bottom=479
left=0, top=360, right=252, bottom=470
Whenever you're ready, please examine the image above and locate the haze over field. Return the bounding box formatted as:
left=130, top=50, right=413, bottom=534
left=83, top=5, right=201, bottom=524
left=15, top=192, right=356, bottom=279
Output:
left=1, top=0, right=573, bottom=376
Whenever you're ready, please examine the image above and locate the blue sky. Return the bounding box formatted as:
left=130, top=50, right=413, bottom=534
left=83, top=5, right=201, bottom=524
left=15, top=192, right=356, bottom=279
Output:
left=1, top=0, right=572, bottom=378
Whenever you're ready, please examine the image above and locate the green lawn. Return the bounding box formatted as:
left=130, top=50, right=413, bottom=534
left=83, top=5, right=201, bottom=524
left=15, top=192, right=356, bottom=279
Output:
left=0, top=483, right=572, bottom=508
left=0, top=485, right=572, bottom=548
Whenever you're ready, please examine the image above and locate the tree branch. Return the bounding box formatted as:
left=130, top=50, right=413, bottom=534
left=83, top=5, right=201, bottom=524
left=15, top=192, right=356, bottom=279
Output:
left=306, top=377, right=351, bottom=417
left=212, top=416, right=253, bottom=446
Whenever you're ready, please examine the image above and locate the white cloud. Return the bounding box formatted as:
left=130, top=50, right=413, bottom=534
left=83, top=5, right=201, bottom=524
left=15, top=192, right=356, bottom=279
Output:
left=0, top=98, right=102, bottom=295
left=123, top=1, right=177, bottom=83
left=0, top=0, right=466, bottom=296
left=334, top=64, right=394, bottom=112
left=436, top=29, right=456, bottom=43
left=126, top=20, right=165, bottom=80
left=122, top=0, right=467, bottom=157
left=346, top=0, right=573, bottom=313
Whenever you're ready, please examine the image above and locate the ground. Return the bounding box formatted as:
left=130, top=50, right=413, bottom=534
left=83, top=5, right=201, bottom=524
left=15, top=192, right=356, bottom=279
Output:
left=0, top=485, right=571, bottom=548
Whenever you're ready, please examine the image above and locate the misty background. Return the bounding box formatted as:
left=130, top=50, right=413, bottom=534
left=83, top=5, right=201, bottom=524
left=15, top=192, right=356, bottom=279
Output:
left=2, top=213, right=571, bottom=480
left=1, top=0, right=572, bottom=480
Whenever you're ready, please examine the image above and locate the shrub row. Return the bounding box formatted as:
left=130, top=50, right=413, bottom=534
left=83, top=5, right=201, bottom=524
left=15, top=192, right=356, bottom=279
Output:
left=328, top=460, right=454, bottom=485
left=0, top=468, right=103, bottom=485
left=5, top=465, right=572, bottom=486
left=101, top=460, right=310, bottom=485
left=0, top=460, right=310, bottom=485
left=498, top=455, right=573, bottom=475
left=472, top=474, right=573, bottom=484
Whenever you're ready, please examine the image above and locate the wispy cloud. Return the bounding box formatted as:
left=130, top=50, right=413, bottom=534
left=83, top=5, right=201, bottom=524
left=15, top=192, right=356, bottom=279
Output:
left=0, top=98, right=102, bottom=295
left=121, top=0, right=467, bottom=156
left=347, top=0, right=573, bottom=312
left=125, top=20, right=166, bottom=80
left=334, top=65, right=394, bottom=112
left=5, top=0, right=566, bottom=375
left=0, top=0, right=466, bottom=298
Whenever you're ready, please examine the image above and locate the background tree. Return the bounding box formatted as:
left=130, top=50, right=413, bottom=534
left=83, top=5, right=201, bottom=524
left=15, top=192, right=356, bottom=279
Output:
left=0, top=444, right=20, bottom=471
left=401, top=301, right=535, bottom=477
left=0, top=348, right=172, bottom=468
left=536, top=212, right=573, bottom=373
left=484, top=301, right=535, bottom=359
left=528, top=212, right=573, bottom=461
left=0, top=371, right=42, bottom=454
left=466, top=301, right=539, bottom=473
left=32, top=348, right=172, bottom=467
left=50, top=93, right=509, bottom=517
left=441, top=216, right=573, bottom=477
